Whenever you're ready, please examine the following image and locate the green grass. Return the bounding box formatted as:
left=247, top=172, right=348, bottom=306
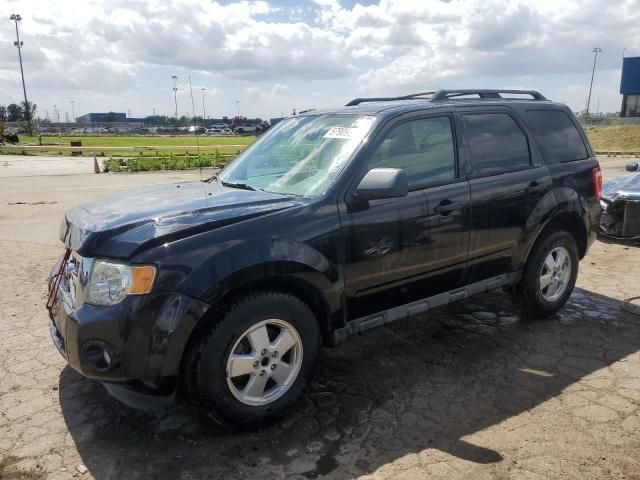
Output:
left=19, top=135, right=255, bottom=147
left=102, top=152, right=234, bottom=172
left=587, top=125, right=640, bottom=152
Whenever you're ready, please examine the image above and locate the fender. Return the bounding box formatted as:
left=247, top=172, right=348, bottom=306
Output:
left=144, top=239, right=343, bottom=382
left=171, top=238, right=344, bottom=332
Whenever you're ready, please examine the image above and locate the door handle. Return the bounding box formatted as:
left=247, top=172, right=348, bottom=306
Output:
left=434, top=200, right=461, bottom=215
left=525, top=182, right=545, bottom=194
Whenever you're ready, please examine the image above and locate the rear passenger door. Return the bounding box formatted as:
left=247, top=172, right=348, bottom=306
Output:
left=459, top=108, right=553, bottom=283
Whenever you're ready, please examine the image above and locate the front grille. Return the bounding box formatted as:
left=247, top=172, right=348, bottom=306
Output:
left=623, top=202, right=640, bottom=237
left=61, top=252, right=88, bottom=308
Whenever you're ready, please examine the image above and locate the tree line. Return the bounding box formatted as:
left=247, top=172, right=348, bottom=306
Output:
left=0, top=101, right=37, bottom=122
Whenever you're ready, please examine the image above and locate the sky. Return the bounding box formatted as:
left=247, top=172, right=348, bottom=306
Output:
left=1, top=0, right=638, bottom=121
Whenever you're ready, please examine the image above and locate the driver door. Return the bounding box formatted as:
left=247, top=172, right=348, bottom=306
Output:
left=339, top=114, right=471, bottom=319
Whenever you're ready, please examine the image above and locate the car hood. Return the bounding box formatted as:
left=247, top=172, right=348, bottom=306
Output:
left=61, top=180, right=303, bottom=259
left=602, top=172, right=640, bottom=202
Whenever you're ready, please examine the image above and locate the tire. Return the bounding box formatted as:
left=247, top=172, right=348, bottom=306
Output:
left=188, top=291, right=321, bottom=428
left=510, top=230, right=579, bottom=318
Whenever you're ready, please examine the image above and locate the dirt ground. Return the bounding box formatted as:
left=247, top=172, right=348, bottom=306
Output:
left=1, top=155, right=639, bottom=480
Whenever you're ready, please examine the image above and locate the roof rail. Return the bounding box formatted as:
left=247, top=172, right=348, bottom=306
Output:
left=430, top=89, right=546, bottom=101
left=345, top=91, right=435, bottom=106
left=345, top=89, right=547, bottom=107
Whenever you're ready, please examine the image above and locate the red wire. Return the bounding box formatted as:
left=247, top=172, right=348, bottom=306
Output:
left=47, top=248, right=71, bottom=312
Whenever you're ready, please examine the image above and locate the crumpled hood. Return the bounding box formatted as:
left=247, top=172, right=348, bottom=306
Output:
left=602, top=172, right=640, bottom=202
left=61, top=180, right=302, bottom=259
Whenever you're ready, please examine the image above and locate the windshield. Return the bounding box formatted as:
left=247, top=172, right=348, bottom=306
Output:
left=218, top=114, right=376, bottom=196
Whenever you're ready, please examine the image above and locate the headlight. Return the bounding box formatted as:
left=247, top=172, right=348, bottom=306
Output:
left=86, top=260, right=156, bottom=306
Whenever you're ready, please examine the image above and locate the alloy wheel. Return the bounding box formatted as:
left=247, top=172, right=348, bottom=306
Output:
left=225, top=319, right=303, bottom=406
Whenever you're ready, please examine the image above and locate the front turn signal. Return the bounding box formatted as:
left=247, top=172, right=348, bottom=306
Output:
left=130, top=266, right=157, bottom=294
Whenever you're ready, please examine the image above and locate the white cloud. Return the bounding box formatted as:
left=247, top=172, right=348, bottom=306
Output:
left=1, top=0, right=637, bottom=118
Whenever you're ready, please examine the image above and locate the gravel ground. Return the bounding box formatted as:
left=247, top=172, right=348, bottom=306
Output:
left=1, top=156, right=639, bottom=480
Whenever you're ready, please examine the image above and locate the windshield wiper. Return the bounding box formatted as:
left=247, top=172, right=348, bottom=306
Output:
left=221, top=180, right=256, bottom=191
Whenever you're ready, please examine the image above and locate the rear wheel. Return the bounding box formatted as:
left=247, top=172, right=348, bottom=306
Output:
left=510, top=230, right=579, bottom=318
left=188, top=291, right=320, bottom=427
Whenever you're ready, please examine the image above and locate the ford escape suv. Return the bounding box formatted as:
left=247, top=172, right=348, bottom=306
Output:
left=47, top=89, right=602, bottom=427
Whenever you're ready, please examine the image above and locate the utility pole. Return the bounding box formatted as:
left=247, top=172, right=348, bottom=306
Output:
left=70, top=100, right=75, bottom=122
left=10, top=14, right=32, bottom=135
left=585, top=47, right=602, bottom=124
left=200, top=88, right=207, bottom=120
left=171, top=75, right=178, bottom=119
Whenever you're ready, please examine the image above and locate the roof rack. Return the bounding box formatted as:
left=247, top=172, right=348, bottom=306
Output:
left=345, top=89, right=546, bottom=106
left=345, top=91, right=435, bottom=106
left=430, top=89, right=546, bottom=101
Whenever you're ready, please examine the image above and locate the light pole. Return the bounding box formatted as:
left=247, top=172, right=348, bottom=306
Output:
left=171, top=75, right=178, bottom=119
left=585, top=47, right=602, bottom=124
left=10, top=14, right=32, bottom=135
left=70, top=100, right=75, bottom=122
left=200, top=88, right=207, bottom=121
left=236, top=100, right=240, bottom=118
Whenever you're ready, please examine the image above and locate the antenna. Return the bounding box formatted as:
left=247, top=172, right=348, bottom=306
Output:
left=188, top=76, right=202, bottom=181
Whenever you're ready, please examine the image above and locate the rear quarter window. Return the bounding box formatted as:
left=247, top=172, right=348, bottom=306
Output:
left=526, top=110, right=588, bottom=162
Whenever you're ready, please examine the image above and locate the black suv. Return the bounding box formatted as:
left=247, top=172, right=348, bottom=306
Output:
left=48, top=89, right=602, bottom=426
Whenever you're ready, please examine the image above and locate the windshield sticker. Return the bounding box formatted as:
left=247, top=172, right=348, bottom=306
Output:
left=324, top=126, right=367, bottom=140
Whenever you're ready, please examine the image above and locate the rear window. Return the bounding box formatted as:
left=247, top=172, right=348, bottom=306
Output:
left=526, top=110, right=588, bottom=162
left=463, top=113, right=531, bottom=177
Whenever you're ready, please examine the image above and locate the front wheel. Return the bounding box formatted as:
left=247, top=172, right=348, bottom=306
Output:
left=510, top=230, right=579, bottom=318
left=189, top=291, right=320, bottom=428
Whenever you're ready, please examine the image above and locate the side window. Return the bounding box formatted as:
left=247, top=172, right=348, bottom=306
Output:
left=369, top=116, right=456, bottom=187
left=526, top=110, right=588, bottom=162
left=463, top=113, right=531, bottom=177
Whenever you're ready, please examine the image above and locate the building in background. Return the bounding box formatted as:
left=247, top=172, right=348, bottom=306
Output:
left=620, top=56, right=640, bottom=124
left=75, top=112, right=145, bottom=123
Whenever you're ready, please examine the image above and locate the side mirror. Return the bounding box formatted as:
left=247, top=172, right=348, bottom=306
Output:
left=625, top=162, right=639, bottom=172
left=355, top=168, right=409, bottom=201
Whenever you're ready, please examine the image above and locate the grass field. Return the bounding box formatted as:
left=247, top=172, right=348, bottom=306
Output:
left=2, top=135, right=256, bottom=157
left=586, top=125, right=640, bottom=152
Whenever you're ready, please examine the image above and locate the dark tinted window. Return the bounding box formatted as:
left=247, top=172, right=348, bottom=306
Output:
left=369, top=116, right=455, bottom=187
left=526, top=110, right=588, bottom=162
left=464, top=113, right=530, bottom=176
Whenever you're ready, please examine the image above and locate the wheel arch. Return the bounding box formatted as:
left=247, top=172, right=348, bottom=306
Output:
left=179, top=262, right=340, bottom=381
left=178, top=270, right=337, bottom=398
left=524, top=211, right=588, bottom=266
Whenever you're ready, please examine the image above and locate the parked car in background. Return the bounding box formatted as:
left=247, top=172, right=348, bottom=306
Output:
left=47, top=89, right=601, bottom=428
left=600, top=162, right=640, bottom=240
left=205, top=128, right=223, bottom=135
left=233, top=124, right=259, bottom=134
